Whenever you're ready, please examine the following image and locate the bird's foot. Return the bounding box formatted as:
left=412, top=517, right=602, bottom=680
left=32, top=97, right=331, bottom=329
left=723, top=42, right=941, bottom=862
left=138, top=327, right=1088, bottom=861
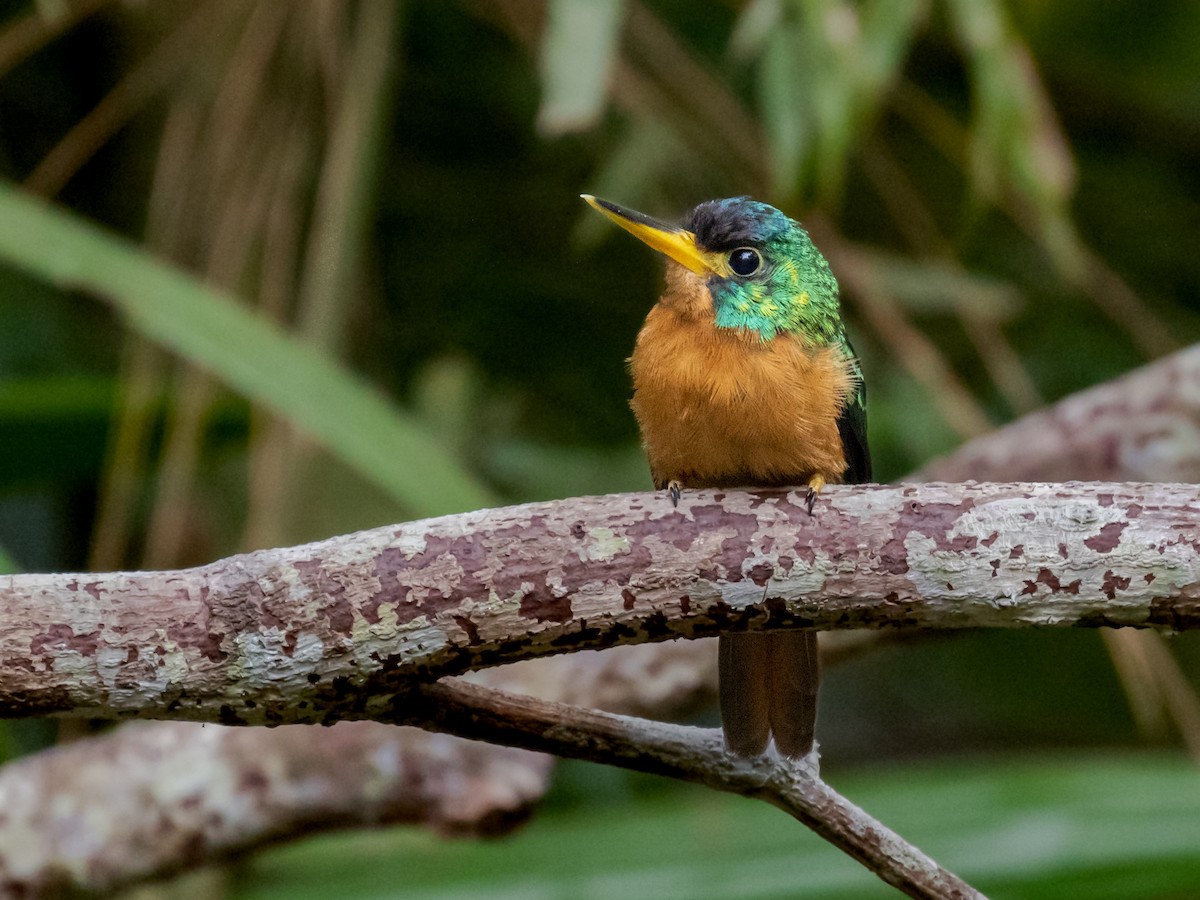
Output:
left=667, top=480, right=682, bottom=507
left=804, top=475, right=826, bottom=516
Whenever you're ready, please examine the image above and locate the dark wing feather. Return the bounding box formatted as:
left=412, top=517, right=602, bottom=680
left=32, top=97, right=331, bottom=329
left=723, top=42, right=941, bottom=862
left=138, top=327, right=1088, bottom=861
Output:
left=837, top=380, right=871, bottom=485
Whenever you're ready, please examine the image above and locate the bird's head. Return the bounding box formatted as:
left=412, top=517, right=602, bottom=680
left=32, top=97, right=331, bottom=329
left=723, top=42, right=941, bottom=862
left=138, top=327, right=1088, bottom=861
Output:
left=582, top=194, right=842, bottom=343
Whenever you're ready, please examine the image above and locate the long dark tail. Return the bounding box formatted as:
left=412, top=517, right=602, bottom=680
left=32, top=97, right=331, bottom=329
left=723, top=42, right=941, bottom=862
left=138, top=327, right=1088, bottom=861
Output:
left=718, top=630, right=820, bottom=758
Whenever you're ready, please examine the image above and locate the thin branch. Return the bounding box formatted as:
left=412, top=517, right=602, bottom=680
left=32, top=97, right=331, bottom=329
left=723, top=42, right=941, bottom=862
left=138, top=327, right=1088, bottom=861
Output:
left=0, top=0, right=109, bottom=80
left=0, top=642, right=712, bottom=894
left=390, top=679, right=981, bottom=900
left=23, top=3, right=228, bottom=197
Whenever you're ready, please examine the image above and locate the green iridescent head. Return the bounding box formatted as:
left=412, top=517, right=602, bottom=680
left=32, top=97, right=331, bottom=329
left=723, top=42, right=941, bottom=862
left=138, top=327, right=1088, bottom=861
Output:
left=582, top=194, right=843, bottom=344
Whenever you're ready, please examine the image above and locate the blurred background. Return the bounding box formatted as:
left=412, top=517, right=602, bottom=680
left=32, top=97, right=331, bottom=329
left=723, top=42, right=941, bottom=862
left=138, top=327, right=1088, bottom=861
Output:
left=1, top=0, right=1199, bottom=896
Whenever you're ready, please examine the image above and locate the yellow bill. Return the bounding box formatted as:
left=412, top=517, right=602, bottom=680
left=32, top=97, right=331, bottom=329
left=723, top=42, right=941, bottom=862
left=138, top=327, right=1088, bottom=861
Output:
left=581, top=194, right=722, bottom=276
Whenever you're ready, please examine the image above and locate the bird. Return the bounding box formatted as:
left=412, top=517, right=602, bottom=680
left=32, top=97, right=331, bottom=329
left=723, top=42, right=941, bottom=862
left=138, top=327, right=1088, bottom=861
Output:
left=582, top=193, right=870, bottom=758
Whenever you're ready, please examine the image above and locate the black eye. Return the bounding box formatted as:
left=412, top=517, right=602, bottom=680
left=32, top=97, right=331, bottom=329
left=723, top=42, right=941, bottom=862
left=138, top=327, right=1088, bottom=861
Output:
left=728, top=247, right=762, bottom=277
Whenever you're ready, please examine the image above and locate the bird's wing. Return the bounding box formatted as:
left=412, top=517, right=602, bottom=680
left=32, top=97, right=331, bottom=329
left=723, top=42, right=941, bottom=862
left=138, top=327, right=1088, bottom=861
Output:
left=837, top=379, right=871, bottom=485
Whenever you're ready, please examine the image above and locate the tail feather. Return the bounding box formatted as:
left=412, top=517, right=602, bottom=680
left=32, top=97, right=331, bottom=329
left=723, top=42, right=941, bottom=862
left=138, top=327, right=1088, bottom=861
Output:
left=718, top=633, right=772, bottom=757
left=767, top=629, right=820, bottom=758
left=719, top=630, right=819, bottom=758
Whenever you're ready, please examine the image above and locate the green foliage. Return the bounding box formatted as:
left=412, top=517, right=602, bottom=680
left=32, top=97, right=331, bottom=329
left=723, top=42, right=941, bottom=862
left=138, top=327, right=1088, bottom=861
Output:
left=234, top=754, right=1200, bottom=899
left=0, top=184, right=495, bottom=518
left=745, top=0, right=929, bottom=202
left=0, top=0, right=1199, bottom=894
left=538, top=0, right=627, bottom=134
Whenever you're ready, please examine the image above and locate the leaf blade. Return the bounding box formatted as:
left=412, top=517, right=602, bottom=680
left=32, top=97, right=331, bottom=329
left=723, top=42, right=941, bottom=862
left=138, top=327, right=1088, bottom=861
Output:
left=0, top=183, right=498, bottom=518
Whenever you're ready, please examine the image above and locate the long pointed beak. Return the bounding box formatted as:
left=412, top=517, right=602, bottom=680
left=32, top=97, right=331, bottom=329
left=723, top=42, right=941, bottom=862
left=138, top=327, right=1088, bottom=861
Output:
left=581, top=194, right=718, bottom=276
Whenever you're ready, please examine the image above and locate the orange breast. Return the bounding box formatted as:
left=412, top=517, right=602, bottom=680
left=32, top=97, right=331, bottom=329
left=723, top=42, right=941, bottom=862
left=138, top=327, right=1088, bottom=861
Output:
left=629, top=303, right=856, bottom=490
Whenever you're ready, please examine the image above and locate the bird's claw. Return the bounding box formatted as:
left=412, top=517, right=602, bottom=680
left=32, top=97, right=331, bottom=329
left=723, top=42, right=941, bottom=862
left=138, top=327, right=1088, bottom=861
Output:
left=668, top=480, right=682, bottom=507
left=804, top=475, right=826, bottom=516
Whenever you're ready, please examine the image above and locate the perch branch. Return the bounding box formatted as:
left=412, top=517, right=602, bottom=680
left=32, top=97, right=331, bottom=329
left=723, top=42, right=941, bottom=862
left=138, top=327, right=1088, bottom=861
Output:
left=1, top=481, right=1198, bottom=725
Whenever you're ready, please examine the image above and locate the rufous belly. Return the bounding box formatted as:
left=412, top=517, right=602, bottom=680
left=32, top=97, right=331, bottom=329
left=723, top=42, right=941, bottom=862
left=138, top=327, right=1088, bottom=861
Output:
left=629, top=304, right=854, bottom=489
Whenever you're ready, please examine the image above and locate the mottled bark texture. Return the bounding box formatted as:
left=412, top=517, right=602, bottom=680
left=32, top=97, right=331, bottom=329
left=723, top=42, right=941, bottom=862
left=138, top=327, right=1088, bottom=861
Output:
left=1, top=481, right=1198, bottom=727
left=486, top=343, right=1200, bottom=750
left=919, top=344, right=1200, bottom=755
left=0, top=720, right=552, bottom=896
left=919, top=344, right=1200, bottom=483
left=0, top=643, right=711, bottom=897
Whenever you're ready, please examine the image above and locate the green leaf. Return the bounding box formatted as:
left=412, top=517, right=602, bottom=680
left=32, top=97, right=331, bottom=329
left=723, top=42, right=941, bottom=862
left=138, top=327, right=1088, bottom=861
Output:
left=0, top=183, right=497, bottom=518
left=751, top=0, right=927, bottom=201
left=537, top=0, right=626, bottom=135
left=803, top=0, right=928, bottom=200
left=758, top=21, right=810, bottom=198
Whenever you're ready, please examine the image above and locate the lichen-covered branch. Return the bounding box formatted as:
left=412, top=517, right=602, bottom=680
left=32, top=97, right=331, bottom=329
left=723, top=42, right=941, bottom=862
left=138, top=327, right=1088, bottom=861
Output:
left=1, top=481, right=1198, bottom=726
left=917, top=345, right=1200, bottom=755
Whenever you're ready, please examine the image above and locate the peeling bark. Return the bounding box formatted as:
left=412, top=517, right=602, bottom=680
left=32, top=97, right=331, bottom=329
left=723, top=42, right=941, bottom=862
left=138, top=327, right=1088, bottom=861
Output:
left=1, top=482, right=1198, bottom=727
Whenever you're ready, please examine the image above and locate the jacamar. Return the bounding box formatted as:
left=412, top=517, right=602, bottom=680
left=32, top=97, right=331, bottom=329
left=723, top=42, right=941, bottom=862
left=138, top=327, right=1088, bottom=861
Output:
left=583, top=194, right=870, bottom=758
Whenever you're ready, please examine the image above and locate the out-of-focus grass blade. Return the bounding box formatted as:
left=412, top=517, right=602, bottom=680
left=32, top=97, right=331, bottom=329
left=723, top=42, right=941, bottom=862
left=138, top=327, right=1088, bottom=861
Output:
left=0, top=545, right=17, bottom=574
left=729, top=0, right=782, bottom=62
left=759, top=22, right=810, bottom=198
left=0, top=183, right=497, bottom=518
left=537, top=0, right=625, bottom=135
